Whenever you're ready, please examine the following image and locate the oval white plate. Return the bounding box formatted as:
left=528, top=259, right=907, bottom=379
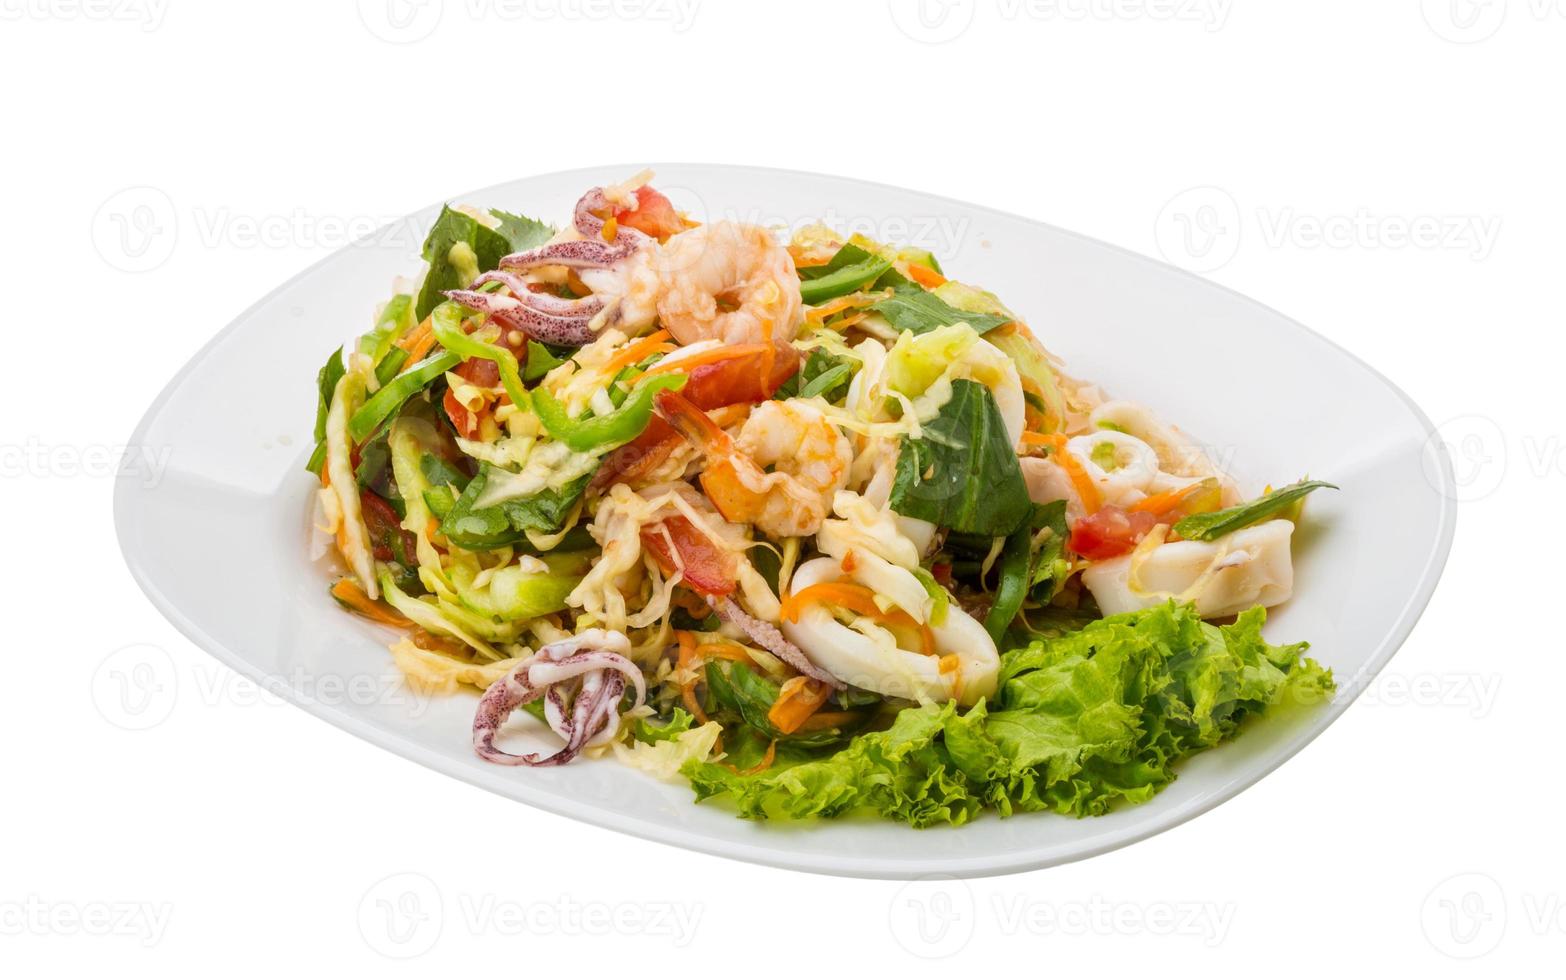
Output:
left=115, top=164, right=1455, bottom=878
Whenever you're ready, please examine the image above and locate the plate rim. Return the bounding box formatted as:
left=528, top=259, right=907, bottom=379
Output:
left=113, top=161, right=1458, bottom=878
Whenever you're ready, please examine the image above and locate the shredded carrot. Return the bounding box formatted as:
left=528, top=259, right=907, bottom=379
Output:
left=1025, top=432, right=1102, bottom=514
left=330, top=579, right=412, bottom=628
left=780, top=581, right=935, bottom=656
left=805, top=294, right=867, bottom=322
left=795, top=710, right=863, bottom=733
left=831, top=311, right=867, bottom=331
left=1129, top=479, right=1217, bottom=517
left=397, top=317, right=435, bottom=361
left=906, top=263, right=947, bottom=289
left=788, top=243, right=834, bottom=269
left=693, top=642, right=751, bottom=664
left=675, top=630, right=708, bottom=724
left=603, top=329, right=673, bottom=375
left=767, top=676, right=833, bottom=734
left=646, top=343, right=770, bottom=376
left=938, top=654, right=963, bottom=700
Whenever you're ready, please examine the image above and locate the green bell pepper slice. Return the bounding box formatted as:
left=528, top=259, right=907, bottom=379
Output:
left=429, top=300, right=530, bottom=411
left=531, top=372, right=688, bottom=452
left=347, top=349, right=462, bottom=443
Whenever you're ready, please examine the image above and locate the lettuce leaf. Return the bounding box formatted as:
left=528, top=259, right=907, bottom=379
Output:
left=681, top=603, right=1333, bottom=827
left=889, top=378, right=1032, bottom=536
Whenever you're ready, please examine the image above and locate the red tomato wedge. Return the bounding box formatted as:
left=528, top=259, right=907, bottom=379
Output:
left=640, top=515, right=737, bottom=596
left=592, top=344, right=800, bottom=489
left=1068, top=505, right=1160, bottom=561
left=615, top=186, right=686, bottom=241
left=360, top=490, right=417, bottom=564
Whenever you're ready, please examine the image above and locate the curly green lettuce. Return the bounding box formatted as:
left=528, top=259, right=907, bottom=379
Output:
left=680, top=602, right=1333, bottom=827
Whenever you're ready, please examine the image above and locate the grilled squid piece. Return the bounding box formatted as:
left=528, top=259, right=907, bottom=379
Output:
left=1089, top=400, right=1240, bottom=503
left=1081, top=519, right=1295, bottom=619
left=781, top=557, right=998, bottom=706
left=472, top=629, right=646, bottom=767
left=443, top=184, right=663, bottom=345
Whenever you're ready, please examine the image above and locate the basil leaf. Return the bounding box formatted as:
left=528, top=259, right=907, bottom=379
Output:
left=1173, top=480, right=1337, bottom=542
left=889, top=379, right=1032, bottom=536
left=1027, top=500, right=1071, bottom=602
left=983, top=523, right=1032, bottom=645
left=415, top=207, right=510, bottom=319
left=776, top=348, right=856, bottom=403
left=871, top=283, right=1009, bottom=335
left=522, top=340, right=571, bottom=382
left=419, top=453, right=469, bottom=492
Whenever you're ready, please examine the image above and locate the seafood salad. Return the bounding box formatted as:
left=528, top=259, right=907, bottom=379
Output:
left=309, top=171, right=1336, bottom=826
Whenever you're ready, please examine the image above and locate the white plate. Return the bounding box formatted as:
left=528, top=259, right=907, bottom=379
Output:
left=115, top=163, right=1455, bottom=878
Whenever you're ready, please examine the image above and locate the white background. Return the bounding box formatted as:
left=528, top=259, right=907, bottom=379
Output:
left=2, top=0, right=1559, bottom=973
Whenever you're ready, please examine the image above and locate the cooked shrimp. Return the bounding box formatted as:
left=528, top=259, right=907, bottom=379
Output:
left=656, top=393, right=851, bottom=538
left=655, top=221, right=803, bottom=347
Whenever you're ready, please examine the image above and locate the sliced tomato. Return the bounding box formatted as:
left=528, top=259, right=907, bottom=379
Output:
left=1068, top=505, right=1160, bottom=561
left=616, top=186, right=686, bottom=241
left=592, top=345, right=800, bottom=489
left=442, top=347, right=514, bottom=439
left=640, top=515, right=736, bottom=596
left=360, top=490, right=417, bottom=564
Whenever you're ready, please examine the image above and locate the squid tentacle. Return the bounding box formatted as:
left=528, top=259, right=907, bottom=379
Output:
left=472, top=635, right=645, bottom=767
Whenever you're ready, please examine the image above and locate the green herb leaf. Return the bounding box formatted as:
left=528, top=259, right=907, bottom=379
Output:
left=415, top=207, right=517, bottom=320
left=983, top=522, right=1032, bottom=644
left=776, top=348, right=857, bottom=403
left=1173, top=479, right=1337, bottom=542
left=488, top=208, right=555, bottom=253
left=889, top=379, right=1032, bottom=536
left=870, top=283, right=1009, bottom=336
